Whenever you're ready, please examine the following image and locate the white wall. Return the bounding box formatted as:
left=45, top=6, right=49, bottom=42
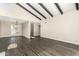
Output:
left=0, top=21, right=1, bottom=36
left=0, top=21, right=22, bottom=38
left=41, top=10, right=79, bottom=45
left=0, top=21, right=11, bottom=37
left=22, top=21, right=31, bottom=39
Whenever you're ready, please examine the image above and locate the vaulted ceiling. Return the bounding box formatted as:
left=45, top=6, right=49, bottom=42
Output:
left=16, top=3, right=78, bottom=20
left=0, top=3, right=78, bottom=22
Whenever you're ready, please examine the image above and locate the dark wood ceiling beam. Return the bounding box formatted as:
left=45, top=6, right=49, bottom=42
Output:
left=75, top=3, right=79, bottom=10
left=26, top=3, right=47, bottom=19
left=39, top=3, right=53, bottom=17
left=55, top=3, right=63, bottom=14
left=16, top=3, right=41, bottom=20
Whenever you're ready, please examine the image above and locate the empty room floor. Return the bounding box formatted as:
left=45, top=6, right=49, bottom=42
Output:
left=0, top=36, right=79, bottom=56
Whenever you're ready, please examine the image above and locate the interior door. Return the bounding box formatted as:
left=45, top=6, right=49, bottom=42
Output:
left=30, top=22, right=40, bottom=38
left=34, top=23, right=40, bottom=37
left=30, top=23, right=34, bottom=37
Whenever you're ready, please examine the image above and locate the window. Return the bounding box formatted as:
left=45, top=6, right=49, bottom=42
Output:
left=11, top=24, right=16, bottom=35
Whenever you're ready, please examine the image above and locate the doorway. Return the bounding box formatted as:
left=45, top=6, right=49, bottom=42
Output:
left=30, top=22, right=40, bottom=38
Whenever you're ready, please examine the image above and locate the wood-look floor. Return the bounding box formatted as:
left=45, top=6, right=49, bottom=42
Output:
left=0, top=36, right=79, bottom=56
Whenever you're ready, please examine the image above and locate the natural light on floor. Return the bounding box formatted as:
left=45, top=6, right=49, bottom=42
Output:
left=8, top=43, right=17, bottom=50
left=0, top=51, right=5, bottom=56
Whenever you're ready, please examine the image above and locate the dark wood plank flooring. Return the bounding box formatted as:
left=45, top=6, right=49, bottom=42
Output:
left=0, top=36, right=79, bottom=56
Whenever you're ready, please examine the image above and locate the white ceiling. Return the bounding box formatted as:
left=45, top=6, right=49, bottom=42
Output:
left=20, top=3, right=76, bottom=19
left=0, top=3, right=77, bottom=23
